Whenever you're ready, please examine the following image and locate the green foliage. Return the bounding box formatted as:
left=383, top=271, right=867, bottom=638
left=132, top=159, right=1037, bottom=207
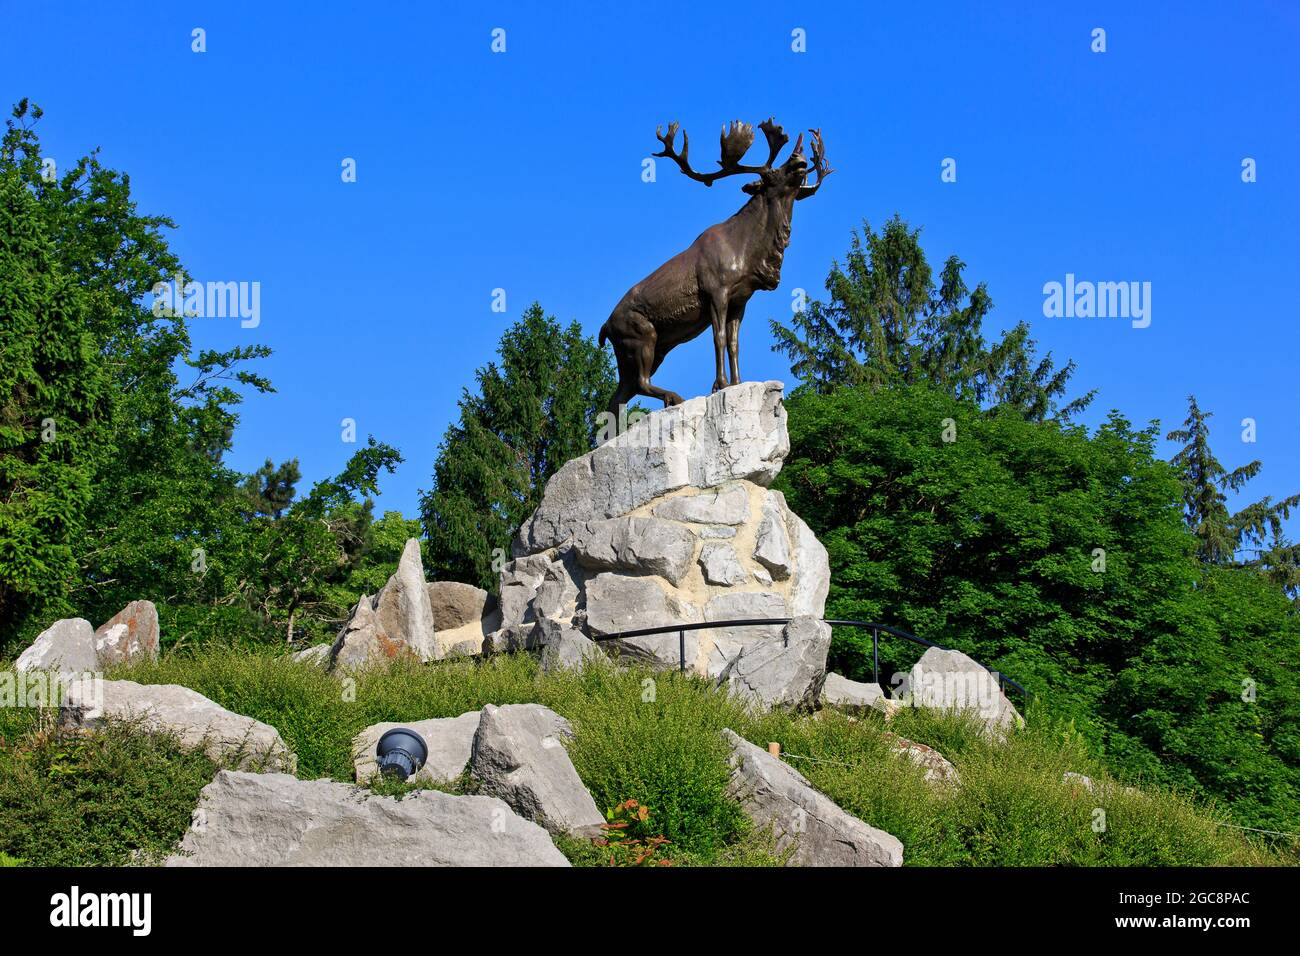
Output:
left=1166, top=394, right=1300, bottom=574
left=592, top=799, right=673, bottom=866
left=5, top=651, right=1284, bottom=867
left=771, top=215, right=1092, bottom=421
left=0, top=716, right=216, bottom=866
left=0, top=102, right=407, bottom=654
left=777, top=383, right=1300, bottom=831
left=420, top=304, right=617, bottom=589
left=117, top=650, right=751, bottom=859
left=240, top=458, right=301, bottom=519
left=0, top=101, right=276, bottom=650
left=234, top=438, right=403, bottom=642
left=745, top=706, right=1276, bottom=866
left=0, top=169, right=108, bottom=638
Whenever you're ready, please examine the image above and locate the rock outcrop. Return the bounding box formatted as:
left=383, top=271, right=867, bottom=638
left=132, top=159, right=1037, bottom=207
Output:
left=493, top=382, right=831, bottom=691
left=15, top=602, right=162, bottom=676
left=352, top=711, right=481, bottom=785
left=822, top=673, right=888, bottom=713
left=93, top=600, right=160, bottom=667
left=329, top=540, right=501, bottom=668
left=60, top=679, right=296, bottom=772
left=722, top=730, right=903, bottom=867
left=15, top=619, right=98, bottom=677
left=165, top=770, right=568, bottom=867
left=907, top=646, right=1024, bottom=739
left=884, top=732, right=961, bottom=787
left=331, top=539, right=437, bottom=669
left=426, top=580, right=501, bottom=655
left=717, top=616, right=831, bottom=712
left=535, top=619, right=605, bottom=674
left=468, top=703, right=604, bottom=839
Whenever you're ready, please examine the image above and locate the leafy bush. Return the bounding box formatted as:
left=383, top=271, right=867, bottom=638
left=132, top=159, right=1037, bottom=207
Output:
left=777, top=383, right=1300, bottom=832
left=0, top=714, right=215, bottom=866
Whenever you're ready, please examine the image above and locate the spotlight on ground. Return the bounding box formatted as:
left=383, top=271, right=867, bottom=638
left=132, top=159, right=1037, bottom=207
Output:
left=375, top=728, right=428, bottom=781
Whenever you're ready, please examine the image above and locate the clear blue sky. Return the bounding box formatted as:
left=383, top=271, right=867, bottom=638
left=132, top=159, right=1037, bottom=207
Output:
left=3, top=1, right=1297, bottom=537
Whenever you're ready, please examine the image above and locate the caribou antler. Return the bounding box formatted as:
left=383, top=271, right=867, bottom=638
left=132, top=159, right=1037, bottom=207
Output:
left=796, top=127, right=833, bottom=200
left=654, top=117, right=795, bottom=187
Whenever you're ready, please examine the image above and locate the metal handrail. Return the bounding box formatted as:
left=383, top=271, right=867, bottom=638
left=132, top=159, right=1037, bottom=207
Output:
left=594, top=616, right=1028, bottom=702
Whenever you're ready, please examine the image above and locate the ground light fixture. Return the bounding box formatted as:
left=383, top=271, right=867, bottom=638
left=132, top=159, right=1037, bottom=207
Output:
left=375, top=727, right=428, bottom=781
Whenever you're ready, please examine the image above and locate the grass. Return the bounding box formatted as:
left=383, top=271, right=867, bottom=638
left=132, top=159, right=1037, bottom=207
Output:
left=0, top=644, right=1294, bottom=867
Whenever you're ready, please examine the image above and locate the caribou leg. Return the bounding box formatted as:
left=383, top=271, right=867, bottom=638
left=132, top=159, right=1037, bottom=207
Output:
left=606, top=346, right=639, bottom=426
left=617, top=312, right=682, bottom=408
left=707, top=291, right=729, bottom=392
left=726, top=298, right=746, bottom=385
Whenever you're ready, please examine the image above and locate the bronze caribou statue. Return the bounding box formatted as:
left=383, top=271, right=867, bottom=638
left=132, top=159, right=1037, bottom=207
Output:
left=599, top=117, right=832, bottom=422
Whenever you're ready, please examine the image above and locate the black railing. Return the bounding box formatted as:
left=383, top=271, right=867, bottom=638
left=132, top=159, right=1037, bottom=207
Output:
left=594, top=617, right=1028, bottom=702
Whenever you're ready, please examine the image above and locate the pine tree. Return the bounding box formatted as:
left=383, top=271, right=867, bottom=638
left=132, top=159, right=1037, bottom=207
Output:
left=1166, top=394, right=1300, bottom=566
left=420, top=304, right=616, bottom=589
left=770, top=215, right=1093, bottom=421
left=241, top=458, right=301, bottom=518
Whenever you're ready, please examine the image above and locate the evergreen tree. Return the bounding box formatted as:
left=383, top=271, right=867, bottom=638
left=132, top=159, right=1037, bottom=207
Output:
left=420, top=304, right=616, bottom=589
left=0, top=171, right=109, bottom=637
left=241, top=458, right=301, bottom=519
left=1, top=101, right=276, bottom=644
left=1166, top=394, right=1300, bottom=566
left=771, top=215, right=1093, bottom=421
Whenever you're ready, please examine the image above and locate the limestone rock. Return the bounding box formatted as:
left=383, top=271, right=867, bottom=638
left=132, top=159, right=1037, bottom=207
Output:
left=14, top=619, right=97, bottom=677
left=482, top=624, right=539, bottom=656
left=425, top=581, right=492, bottom=631
left=469, top=703, right=604, bottom=839
left=652, top=484, right=750, bottom=525
left=722, top=730, right=903, bottom=867
left=908, top=646, right=1024, bottom=738
left=884, top=732, right=961, bottom=787
left=695, top=526, right=737, bottom=539
left=517, top=381, right=788, bottom=553
left=499, top=381, right=831, bottom=683
left=93, top=600, right=160, bottom=667
left=372, top=539, right=438, bottom=659
left=704, top=590, right=788, bottom=642
left=60, top=679, right=295, bottom=772
left=753, top=497, right=793, bottom=580
left=328, top=596, right=400, bottom=670
left=290, top=644, right=332, bottom=667
left=352, top=711, right=480, bottom=785
left=585, top=573, right=701, bottom=669
left=535, top=619, right=606, bottom=673
left=717, top=617, right=831, bottom=712
left=786, top=506, right=830, bottom=618
left=165, top=770, right=568, bottom=867
left=583, top=572, right=698, bottom=637
left=573, top=516, right=695, bottom=585
left=497, top=553, right=555, bottom=627
left=698, top=542, right=748, bottom=587
left=329, top=539, right=440, bottom=669
left=1063, top=771, right=1097, bottom=794
left=822, top=673, right=886, bottom=713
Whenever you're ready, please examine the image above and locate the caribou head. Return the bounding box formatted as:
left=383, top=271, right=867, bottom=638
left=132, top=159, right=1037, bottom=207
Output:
left=599, top=117, right=832, bottom=428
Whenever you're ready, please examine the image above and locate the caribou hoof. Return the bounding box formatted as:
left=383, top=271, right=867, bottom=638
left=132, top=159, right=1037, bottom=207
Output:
left=664, top=392, right=684, bottom=407
left=711, top=378, right=728, bottom=393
